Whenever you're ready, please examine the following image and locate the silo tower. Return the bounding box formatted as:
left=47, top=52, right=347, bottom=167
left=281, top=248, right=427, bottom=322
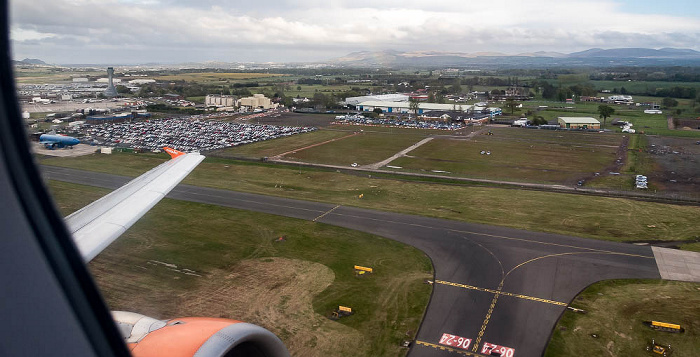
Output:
left=104, top=67, right=118, bottom=97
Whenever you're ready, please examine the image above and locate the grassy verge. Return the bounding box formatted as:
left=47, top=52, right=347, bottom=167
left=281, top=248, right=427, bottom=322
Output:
left=545, top=279, right=700, bottom=357
left=39, top=153, right=700, bottom=244
left=47, top=180, right=432, bottom=357
left=679, top=242, right=700, bottom=253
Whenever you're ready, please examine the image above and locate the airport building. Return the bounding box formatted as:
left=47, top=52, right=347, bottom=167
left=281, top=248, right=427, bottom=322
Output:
left=356, top=100, right=474, bottom=114
left=557, top=117, right=600, bottom=129
left=344, top=94, right=410, bottom=106
left=239, top=94, right=276, bottom=110
left=205, top=95, right=237, bottom=107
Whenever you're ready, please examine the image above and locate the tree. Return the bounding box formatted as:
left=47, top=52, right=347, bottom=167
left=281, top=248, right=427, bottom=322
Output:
left=409, top=97, right=420, bottom=117
left=373, top=107, right=383, bottom=114
left=505, top=98, right=519, bottom=115
left=662, top=97, right=678, bottom=108
left=531, top=116, right=548, bottom=125
left=115, top=85, right=130, bottom=94
left=597, top=105, right=615, bottom=128
left=449, top=79, right=462, bottom=94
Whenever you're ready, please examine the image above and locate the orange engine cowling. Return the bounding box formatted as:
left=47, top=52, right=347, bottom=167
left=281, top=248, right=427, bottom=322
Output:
left=112, top=312, right=289, bottom=357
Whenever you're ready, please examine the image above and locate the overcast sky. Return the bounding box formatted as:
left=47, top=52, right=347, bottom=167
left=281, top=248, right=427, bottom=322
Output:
left=10, top=0, right=700, bottom=65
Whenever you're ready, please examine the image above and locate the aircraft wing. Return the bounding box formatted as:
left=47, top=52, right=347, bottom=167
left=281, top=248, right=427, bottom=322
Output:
left=65, top=148, right=205, bottom=262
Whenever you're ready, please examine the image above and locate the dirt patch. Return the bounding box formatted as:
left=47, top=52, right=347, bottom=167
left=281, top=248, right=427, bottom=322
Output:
left=647, top=136, right=700, bottom=195
left=571, top=135, right=629, bottom=186
left=178, top=257, right=364, bottom=357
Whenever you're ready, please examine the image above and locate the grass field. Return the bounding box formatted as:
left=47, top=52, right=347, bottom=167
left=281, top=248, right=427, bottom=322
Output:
left=545, top=279, right=700, bottom=357
left=47, top=180, right=432, bottom=357
left=390, top=128, right=622, bottom=184
left=39, top=153, right=700, bottom=244
left=13, top=67, right=104, bottom=84
left=524, top=100, right=700, bottom=138
left=285, top=129, right=432, bottom=166
left=214, top=129, right=351, bottom=159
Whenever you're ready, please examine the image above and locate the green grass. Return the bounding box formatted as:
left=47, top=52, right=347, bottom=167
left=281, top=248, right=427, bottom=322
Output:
left=215, top=129, right=351, bottom=159
left=391, top=127, right=621, bottom=184
left=679, top=242, right=700, bottom=253
left=285, top=128, right=434, bottom=166
left=545, top=279, right=700, bottom=357
left=39, top=153, right=700, bottom=244
left=530, top=102, right=700, bottom=138
left=47, top=180, right=432, bottom=357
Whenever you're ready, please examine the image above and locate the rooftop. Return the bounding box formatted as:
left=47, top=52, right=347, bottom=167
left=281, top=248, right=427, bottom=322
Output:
left=557, top=117, right=600, bottom=124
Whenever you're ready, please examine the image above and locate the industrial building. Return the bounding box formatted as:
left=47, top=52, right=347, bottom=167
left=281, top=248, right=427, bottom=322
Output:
left=344, top=94, right=409, bottom=106
left=356, top=101, right=474, bottom=114
left=239, top=94, right=276, bottom=110
left=557, top=117, right=600, bottom=129
left=205, top=94, right=237, bottom=107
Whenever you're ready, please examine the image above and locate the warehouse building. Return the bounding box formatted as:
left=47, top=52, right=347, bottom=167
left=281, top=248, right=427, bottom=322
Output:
left=344, top=94, right=409, bottom=106
left=357, top=101, right=474, bottom=114
left=557, top=117, right=600, bottom=129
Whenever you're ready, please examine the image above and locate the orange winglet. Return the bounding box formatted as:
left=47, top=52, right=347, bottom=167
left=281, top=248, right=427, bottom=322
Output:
left=163, top=147, right=185, bottom=159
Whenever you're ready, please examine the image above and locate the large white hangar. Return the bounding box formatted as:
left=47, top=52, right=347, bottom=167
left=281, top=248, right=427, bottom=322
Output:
left=356, top=101, right=474, bottom=114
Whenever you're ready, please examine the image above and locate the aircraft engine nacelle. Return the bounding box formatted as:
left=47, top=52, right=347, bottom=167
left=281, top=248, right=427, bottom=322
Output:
left=113, top=311, right=289, bottom=357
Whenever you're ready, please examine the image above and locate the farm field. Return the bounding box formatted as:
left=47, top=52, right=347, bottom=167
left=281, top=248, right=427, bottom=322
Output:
left=152, top=72, right=288, bottom=83
left=545, top=279, right=700, bottom=357
left=47, top=180, right=433, bottom=357
left=14, top=67, right=104, bottom=84
left=390, top=127, right=623, bottom=185
left=39, top=152, right=700, bottom=244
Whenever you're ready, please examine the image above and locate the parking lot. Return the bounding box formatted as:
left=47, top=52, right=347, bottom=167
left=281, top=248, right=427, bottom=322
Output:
left=84, top=117, right=316, bottom=152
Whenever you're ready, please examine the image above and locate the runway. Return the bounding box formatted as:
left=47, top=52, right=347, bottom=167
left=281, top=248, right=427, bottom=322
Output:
left=42, top=165, right=661, bottom=356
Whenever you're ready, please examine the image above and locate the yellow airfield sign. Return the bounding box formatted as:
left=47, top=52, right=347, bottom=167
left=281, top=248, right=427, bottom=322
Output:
left=354, top=265, right=373, bottom=273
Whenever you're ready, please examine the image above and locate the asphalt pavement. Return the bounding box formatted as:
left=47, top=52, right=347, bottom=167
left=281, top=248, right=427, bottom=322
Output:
left=42, top=165, right=661, bottom=357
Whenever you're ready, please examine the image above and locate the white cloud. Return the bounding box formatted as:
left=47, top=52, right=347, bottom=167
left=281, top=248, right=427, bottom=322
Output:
left=10, top=0, right=700, bottom=63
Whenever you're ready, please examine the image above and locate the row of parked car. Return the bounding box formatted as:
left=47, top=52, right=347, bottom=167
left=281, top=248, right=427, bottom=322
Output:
left=85, top=117, right=316, bottom=152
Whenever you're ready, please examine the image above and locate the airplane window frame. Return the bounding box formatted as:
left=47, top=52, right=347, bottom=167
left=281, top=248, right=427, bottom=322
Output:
left=0, top=0, right=131, bottom=355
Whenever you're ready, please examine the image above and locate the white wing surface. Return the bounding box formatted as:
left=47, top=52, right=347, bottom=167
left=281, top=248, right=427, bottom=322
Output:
left=65, top=150, right=205, bottom=262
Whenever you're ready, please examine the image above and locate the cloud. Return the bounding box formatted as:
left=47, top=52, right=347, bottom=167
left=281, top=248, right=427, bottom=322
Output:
left=10, top=0, right=700, bottom=63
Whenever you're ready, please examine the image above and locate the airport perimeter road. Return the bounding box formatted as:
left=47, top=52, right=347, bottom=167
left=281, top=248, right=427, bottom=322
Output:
left=42, top=166, right=662, bottom=357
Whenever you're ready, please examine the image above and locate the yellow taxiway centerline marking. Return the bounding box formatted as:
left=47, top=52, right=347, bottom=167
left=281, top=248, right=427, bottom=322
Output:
left=313, top=205, right=341, bottom=222
left=434, top=280, right=568, bottom=307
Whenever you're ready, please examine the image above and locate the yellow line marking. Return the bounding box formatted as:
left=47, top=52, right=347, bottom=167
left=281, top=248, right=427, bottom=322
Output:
left=505, top=251, right=623, bottom=277
left=312, top=205, right=341, bottom=222
left=326, top=213, right=654, bottom=259
left=473, top=281, right=504, bottom=351
left=434, top=280, right=568, bottom=306
left=415, top=340, right=484, bottom=356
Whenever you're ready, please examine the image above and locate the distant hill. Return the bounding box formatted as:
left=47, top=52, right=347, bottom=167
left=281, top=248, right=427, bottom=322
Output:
left=567, top=48, right=700, bottom=58
left=328, top=48, right=700, bottom=68
left=14, top=58, right=49, bottom=65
